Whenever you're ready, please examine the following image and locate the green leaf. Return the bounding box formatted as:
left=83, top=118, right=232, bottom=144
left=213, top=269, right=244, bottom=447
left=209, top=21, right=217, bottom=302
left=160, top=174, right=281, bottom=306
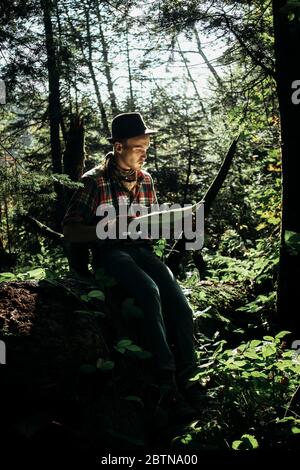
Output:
left=275, top=360, right=293, bottom=370
left=225, top=360, right=247, bottom=369
left=288, top=11, right=295, bottom=20
left=232, top=434, right=259, bottom=450
left=80, top=294, right=90, bottom=302
left=241, top=372, right=250, bottom=378
left=87, top=290, right=105, bottom=301
left=117, top=339, right=133, bottom=348
left=180, top=434, right=193, bottom=445
left=263, top=336, right=275, bottom=342
left=275, top=331, right=291, bottom=340
left=114, top=346, right=126, bottom=354
left=0, top=272, right=16, bottom=281
left=292, top=427, right=300, bottom=434
left=27, top=268, right=46, bottom=280
left=250, top=371, right=268, bottom=379
left=96, top=359, right=114, bottom=370
left=155, top=249, right=163, bottom=257
left=276, top=416, right=300, bottom=425
left=126, top=344, right=143, bottom=352
left=241, top=434, right=259, bottom=449
left=123, top=395, right=144, bottom=407
left=262, top=343, right=276, bottom=358
left=285, top=230, right=300, bottom=255
left=232, top=440, right=243, bottom=450
left=244, top=351, right=260, bottom=360
left=249, top=340, right=262, bottom=349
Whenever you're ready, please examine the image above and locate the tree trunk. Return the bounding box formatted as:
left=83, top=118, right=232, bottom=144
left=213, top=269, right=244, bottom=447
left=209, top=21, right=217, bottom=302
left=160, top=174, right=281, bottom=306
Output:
left=177, top=40, right=206, bottom=117
left=193, top=26, right=223, bottom=89
left=272, top=0, right=300, bottom=336
left=83, top=5, right=110, bottom=135
left=63, top=114, right=85, bottom=185
left=125, top=20, right=135, bottom=110
left=182, top=115, right=193, bottom=205
left=41, top=0, right=64, bottom=228
left=94, top=1, right=118, bottom=115
left=62, top=114, right=93, bottom=277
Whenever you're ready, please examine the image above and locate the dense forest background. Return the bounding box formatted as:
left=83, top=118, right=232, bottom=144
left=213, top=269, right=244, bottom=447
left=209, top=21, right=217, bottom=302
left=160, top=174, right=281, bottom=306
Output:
left=1, top=0, right=300, bottom=460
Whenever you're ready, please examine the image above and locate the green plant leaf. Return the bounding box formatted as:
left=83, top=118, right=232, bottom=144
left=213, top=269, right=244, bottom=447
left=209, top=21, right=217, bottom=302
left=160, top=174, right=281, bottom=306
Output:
left=27, top=268, right=46, bottom=279
left=275, top=331, right=291, bottom=340
left=80, top=294, right=90, bottom=302
left=275, top=360, right=293, bottom=370
left=114, top=346, right=126, bottom=354
left=262, top=344, right=276, bottom=357
left=292, top=427, right=300, bottom=434
left=225, top=359, right=247, bottom=369
left=123, top=395, right=144, bottom=407
left=285, top=230, right=300, bottom=255
left=249, top=340, right=262, bottom=349
left=96, top=359, right=114, bottom=370
left=263, top=335, right=275, bottom=342
left=126, top=344, right=143, bottom=352
left=0, top=272, right=16, bottom=281
left=117, top=339, right=133, bottom=348
left=232, top=440, right=243, bottom=450
left=244, top=351, right=260, bottom=360
left=250, top=371, right=268, bottom=378
left=87, top=289, right=105, bottom=300
left=232, top=434, right=259, bottom=450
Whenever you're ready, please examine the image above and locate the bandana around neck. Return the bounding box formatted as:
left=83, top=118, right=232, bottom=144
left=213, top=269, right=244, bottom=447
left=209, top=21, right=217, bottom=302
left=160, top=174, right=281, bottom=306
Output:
left=104, top=152, right=140, bottom=195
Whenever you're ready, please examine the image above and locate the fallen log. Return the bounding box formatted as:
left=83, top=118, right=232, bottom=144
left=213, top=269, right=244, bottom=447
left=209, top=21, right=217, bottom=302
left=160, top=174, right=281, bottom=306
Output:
left=0, top=277, right=262, bottom=456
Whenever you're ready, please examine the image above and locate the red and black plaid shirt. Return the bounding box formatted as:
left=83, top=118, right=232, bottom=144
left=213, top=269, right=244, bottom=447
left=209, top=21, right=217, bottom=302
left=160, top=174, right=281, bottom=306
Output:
left=62, top=162, right=158, bottom=228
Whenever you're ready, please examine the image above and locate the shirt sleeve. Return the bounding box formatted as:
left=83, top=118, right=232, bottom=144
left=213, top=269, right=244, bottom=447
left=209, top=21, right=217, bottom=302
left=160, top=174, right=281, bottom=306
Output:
left=62, top=176, right=99, bottom=227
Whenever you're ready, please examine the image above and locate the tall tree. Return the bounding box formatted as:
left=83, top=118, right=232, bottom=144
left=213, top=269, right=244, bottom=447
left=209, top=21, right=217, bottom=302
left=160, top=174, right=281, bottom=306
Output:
left=41, top=0, right=64, bottom=227
left=94, top=0, right=118, bottom=115
left=272, top=0, right=300, bottom=336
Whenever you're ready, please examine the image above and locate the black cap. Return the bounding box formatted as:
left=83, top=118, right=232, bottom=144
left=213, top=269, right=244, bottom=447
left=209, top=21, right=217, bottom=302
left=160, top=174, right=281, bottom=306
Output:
left=108, top=112, right=157, bottom=143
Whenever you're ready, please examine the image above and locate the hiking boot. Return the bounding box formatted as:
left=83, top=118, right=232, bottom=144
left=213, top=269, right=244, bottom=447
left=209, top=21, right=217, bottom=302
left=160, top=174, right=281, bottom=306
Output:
left=155, top=369, right=199, bottom=423
left=158, top=383, right=199, bottom=422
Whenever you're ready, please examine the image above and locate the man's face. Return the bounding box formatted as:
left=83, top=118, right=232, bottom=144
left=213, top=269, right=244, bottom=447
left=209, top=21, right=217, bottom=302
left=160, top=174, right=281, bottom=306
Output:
left=114, top=135, right=150, bottom=171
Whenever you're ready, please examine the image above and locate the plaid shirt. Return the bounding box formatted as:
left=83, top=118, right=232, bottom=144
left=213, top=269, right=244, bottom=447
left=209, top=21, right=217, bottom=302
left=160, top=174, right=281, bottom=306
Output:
left=62, top=162, right=158, bottom=228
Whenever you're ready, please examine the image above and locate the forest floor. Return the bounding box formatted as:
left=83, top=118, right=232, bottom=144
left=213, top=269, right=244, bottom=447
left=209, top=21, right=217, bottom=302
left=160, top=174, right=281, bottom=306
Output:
left=0, top=276, right=299, bottom=466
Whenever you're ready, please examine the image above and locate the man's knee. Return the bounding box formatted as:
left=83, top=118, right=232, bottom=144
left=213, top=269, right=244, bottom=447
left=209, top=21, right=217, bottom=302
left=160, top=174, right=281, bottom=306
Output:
left=144, top=279, right=160, bottom=301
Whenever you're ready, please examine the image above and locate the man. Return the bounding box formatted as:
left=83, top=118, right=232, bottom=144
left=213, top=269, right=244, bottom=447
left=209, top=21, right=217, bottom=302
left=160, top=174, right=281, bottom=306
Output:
left=63, top=112, right=205, bottom=416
